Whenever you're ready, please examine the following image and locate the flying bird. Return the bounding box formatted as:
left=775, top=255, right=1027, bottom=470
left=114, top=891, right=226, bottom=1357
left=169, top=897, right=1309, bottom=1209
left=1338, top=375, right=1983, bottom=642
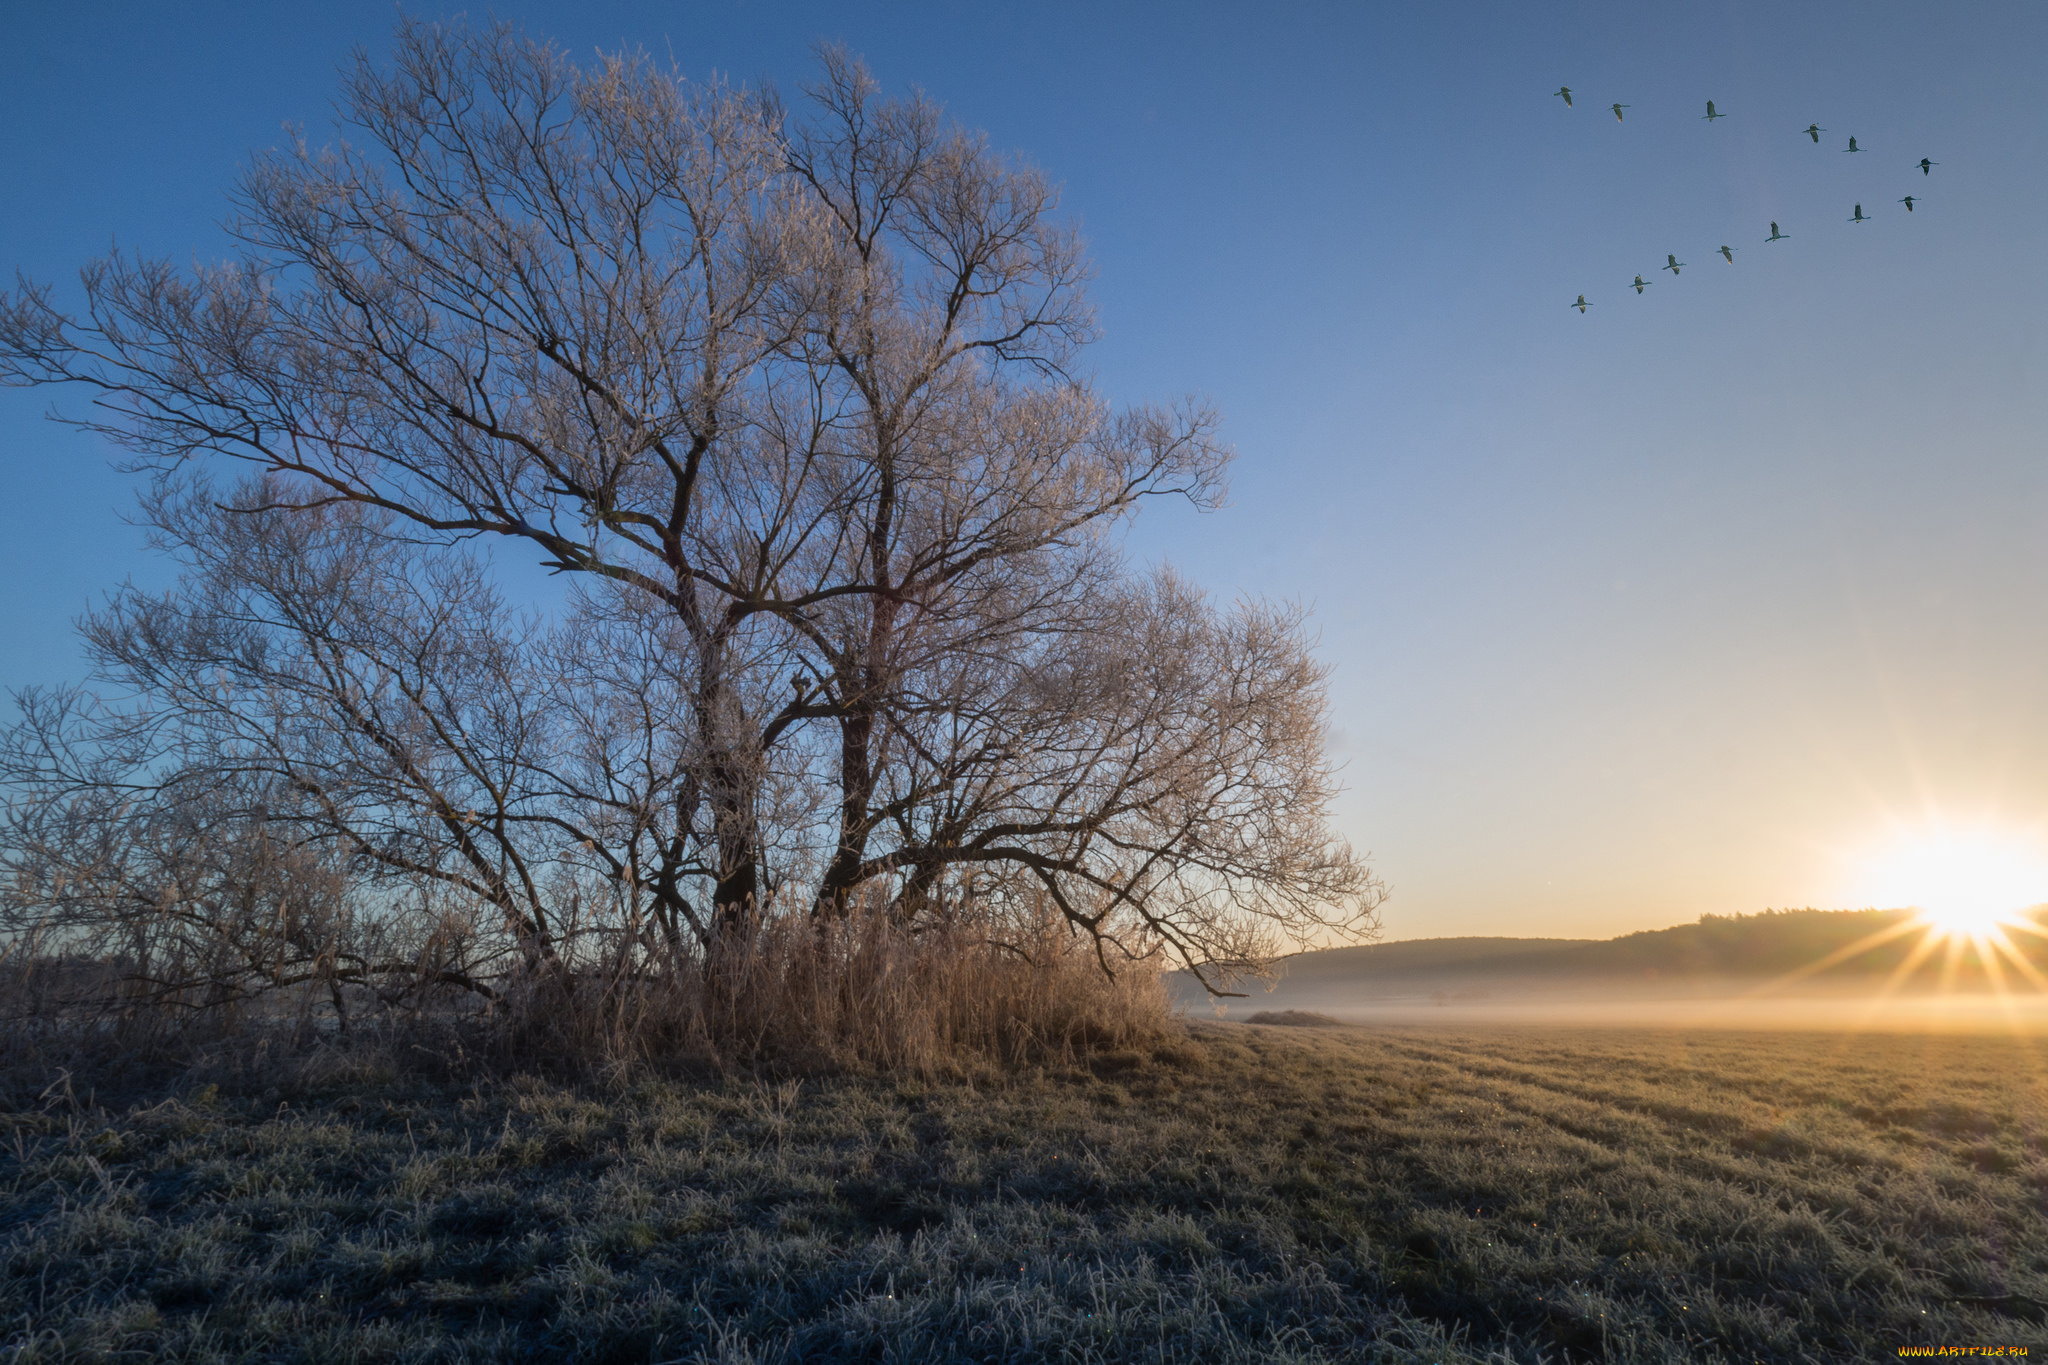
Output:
left=1554, top=87, right=1573, bottom=107
left=1844, top=136, right=1861, bottom=153
left=1766, top=222, right=1790, bottom=242
left=1573, top=295, right=1590, bottom=313
left=1718, top=244, right=1736, bottom=263
left=1918, top=158, right=1938, bottom=175
left=1664, top=254, right=1685, bottom=275
left=1802, top=123, right=1825, bottom=143
left=1899, top=195, right=1917, bottom=211
left=1631, top=275, right=1650, bottom=294
left=1703, top=100, right=1725, bottom=121
left=1849, top=203, right=1868, bottom=223
left=1611, top=103, right=1630, bottom=122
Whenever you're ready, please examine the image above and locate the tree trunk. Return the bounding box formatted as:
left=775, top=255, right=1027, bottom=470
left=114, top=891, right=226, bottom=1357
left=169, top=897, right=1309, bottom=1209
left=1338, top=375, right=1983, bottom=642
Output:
left=816, top=705, right=874, bottom=918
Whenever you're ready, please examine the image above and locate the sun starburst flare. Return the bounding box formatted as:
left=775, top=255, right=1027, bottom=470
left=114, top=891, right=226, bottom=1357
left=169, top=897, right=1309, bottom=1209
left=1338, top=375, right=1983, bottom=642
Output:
left=1746, top=827, right=2048, bottom=1022
left=1860, top=830, right=2048, bottom=946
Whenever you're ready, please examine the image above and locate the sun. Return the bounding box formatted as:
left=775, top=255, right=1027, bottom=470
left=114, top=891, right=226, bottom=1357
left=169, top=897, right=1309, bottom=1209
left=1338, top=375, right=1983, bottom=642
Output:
left=1854, top=828, right=2048, bottom=941
left=1919, top=900, right=2016, bottom=941
left=1765, top=824, right=2048, bottom=1004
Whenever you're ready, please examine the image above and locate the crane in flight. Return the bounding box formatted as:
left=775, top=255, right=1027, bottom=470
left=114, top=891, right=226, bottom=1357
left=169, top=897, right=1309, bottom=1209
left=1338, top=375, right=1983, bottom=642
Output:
left=1766, top=222, right=1790, bottom=242
left=1611, top=103, right=1630, bottom=122
left=1918, top=158, right=1938, bottom=175
left=1554, top=87, right=1573, bottom=107
left=1844, top=136, right=1862, bottom=153
left=1703, top=100, right=1725, bottom=121
left=1899, top=195, right=1918, bottom=212
left=1802, top=123, right=1825, bottom=143
left=1663, top=254, right=1686, bottom=274
left=1573, top=295, right=1590, bottom=313
left=1718, top=245, right=1736, bottom=263
left=1849, top=203, right=1869, bottom=223
left=1631, top=275, right=1651, bottom=294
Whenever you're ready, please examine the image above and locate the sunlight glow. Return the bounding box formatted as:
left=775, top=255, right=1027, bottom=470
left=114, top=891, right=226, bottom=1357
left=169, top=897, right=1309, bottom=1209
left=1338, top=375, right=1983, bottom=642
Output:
left=1853, top=828, right=2048, bottom=941
left=1737, top=824, right=2048, bottom=1034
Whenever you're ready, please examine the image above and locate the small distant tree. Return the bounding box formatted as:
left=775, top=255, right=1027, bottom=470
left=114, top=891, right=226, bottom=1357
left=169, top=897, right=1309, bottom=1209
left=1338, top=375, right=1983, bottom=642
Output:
left=0, top=19, right=1378, bottom=1017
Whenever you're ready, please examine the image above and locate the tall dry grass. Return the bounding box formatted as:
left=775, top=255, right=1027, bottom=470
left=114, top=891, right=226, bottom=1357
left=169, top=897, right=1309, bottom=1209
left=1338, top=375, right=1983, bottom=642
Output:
left=507, top=909, right=1172, bottom=1077
left=0, top=909, right=1174, bottom=1098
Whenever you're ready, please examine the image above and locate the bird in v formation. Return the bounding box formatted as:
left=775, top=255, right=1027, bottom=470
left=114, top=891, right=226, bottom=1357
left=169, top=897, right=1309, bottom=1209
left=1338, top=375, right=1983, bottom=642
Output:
left=1553, top=90, right=1937, bottom=312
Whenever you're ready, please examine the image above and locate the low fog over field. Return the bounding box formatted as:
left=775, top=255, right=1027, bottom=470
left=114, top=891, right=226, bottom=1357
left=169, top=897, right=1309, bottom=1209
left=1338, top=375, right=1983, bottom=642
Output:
left=1175, top=908, right=2048, bottom=1032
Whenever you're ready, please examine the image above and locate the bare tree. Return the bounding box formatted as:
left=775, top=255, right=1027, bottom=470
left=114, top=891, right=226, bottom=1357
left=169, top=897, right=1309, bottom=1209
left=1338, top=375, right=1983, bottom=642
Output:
left=862, top=572, right=1369, bottom=986
left=0, top=19, right=1379, bottom=1003
left=0, top=481, right=553, bottom=1019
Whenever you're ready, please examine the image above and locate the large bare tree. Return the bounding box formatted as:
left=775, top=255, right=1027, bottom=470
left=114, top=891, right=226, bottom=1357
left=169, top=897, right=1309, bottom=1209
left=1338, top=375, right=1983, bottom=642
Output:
left=0, top=19, right=1378, bottom=1002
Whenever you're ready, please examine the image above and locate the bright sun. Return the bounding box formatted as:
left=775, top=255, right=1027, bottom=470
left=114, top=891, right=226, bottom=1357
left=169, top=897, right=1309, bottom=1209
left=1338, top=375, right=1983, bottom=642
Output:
left=1855, top=829, right=2048, bottom=940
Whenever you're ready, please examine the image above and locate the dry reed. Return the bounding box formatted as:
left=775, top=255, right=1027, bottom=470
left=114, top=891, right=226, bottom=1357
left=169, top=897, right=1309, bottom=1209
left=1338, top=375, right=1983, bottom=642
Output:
left=511, top=909, right=1172, bottom=1077
left=0, top=909, right=1173, bottom=1097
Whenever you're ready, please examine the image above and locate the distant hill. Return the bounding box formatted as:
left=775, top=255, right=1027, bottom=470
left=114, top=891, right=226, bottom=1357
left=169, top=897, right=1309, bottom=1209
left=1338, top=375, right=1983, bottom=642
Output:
left=1248, top=936, right=1596, bottom=990
left=1171, top=908, right=2048, bottom=1009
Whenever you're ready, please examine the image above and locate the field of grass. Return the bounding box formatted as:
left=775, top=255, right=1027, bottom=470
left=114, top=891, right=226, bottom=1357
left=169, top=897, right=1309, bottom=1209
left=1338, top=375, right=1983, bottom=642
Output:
left=5, top=1021, right=2046, bottom=1362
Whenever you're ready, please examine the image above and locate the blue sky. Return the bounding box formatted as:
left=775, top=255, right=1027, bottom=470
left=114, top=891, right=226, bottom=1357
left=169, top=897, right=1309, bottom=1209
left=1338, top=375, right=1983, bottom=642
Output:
left=5, top=1, right=2047, bottom=940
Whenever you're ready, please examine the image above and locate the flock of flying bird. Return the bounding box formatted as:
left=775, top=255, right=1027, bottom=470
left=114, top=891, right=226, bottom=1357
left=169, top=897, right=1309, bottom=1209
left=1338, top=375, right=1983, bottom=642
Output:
left=1552, top=88, right=1940, bottom=314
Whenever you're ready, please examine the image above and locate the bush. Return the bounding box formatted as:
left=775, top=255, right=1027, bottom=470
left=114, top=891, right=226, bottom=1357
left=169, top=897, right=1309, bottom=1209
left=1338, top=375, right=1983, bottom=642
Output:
left=1242, top=1010, right=1344, bottom=1028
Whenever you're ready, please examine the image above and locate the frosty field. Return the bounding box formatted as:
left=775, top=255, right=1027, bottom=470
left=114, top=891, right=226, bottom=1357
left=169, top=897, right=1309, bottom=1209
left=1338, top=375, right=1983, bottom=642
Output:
left=5, top=1021, right=2045, bottom=1363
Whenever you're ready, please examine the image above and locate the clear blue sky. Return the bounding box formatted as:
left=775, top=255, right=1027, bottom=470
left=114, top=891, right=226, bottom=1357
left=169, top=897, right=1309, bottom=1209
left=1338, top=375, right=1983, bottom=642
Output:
left=5, top=1, right=2046, bottom=941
